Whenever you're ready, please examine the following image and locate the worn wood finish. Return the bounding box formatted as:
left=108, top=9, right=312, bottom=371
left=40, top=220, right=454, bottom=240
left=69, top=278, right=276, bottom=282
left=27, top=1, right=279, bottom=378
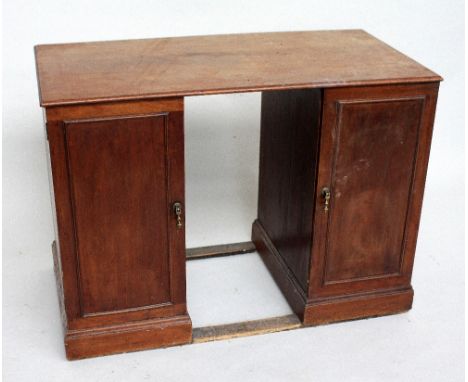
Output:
left=308, top=83, right=439, bottom=302
left=186, top=242, right=256, bottom=260
left=46, top=98, right=191, bottom=358
left=303, top=288, right=413, bottom=326
left=65, top=315, right=192, bottom=360
left=36, top=31, right=442, bottom=358
left=35, top=30, right=441, bottom=106
left=192, top=315, right=301, bottom=344
left=255, top=83, right=440, bottom=325
left=45, top=98, right=183, bottom=121
left=319, top=92, right=423, bottom=285
left=52, top=241, right=67, bottom=331
left=257, top=88, right=322, bottom=292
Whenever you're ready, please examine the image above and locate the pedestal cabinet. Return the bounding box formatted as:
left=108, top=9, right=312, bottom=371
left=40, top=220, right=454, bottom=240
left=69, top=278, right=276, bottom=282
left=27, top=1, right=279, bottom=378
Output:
left=253, top=83, right=439, bottom=325
left=35, top=30, right=441, bottom=359
left=45, top=100, right=191, bottom=359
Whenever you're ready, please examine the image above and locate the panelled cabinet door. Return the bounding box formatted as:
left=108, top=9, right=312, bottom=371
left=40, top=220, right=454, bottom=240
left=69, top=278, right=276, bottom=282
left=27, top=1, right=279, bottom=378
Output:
left=60, top=112, right=186, bottom=327
left=309, top=84, right=439, bottom=298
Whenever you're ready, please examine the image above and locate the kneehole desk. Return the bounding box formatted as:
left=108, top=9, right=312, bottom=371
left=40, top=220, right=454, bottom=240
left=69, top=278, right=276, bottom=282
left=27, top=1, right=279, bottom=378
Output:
left=34, top=30, right=442, bottom=360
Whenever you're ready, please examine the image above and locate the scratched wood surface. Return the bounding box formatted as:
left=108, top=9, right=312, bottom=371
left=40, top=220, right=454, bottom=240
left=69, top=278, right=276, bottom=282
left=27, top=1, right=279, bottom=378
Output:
left=35, top=30, right=441, bottom=106
left=192, top=315, right=301, bottom=344
left=186, top=242, right=256, bottom=260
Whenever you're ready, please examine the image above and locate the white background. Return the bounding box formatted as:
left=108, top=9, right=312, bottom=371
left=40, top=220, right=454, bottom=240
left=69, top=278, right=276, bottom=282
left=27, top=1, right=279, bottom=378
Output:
left=2, top=0, right=464, bottom=381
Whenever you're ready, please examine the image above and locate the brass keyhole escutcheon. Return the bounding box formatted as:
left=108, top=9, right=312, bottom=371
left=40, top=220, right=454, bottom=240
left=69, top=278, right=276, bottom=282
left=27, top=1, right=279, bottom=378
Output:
left=321, top=187, right=331, bottom=212
left=173, top=202, right=183, bottom=228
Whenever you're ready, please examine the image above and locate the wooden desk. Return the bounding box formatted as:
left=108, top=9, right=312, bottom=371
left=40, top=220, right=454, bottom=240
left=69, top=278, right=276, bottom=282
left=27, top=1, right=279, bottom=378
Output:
left=34, top=30, right=442, bottom=359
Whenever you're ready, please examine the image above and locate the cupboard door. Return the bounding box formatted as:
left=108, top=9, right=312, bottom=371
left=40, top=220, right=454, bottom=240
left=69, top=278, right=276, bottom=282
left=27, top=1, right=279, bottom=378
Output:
left=309, top=84, right=439, bottom=298
left=62, top=113, right=186, bottom=320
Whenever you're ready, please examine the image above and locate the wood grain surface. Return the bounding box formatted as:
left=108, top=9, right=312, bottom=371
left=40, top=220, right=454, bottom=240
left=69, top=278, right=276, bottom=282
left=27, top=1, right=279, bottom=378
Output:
left=35, top=30, right=441, bottom=106
left=64, top=114, right=172, bottom=315
left=192, top=315, right=301, bottom=344
left=308, top=83, right=439, bottom=299
left=186, top=242, right=256, bottom=260
left=257, top=89, right=322, bottom=292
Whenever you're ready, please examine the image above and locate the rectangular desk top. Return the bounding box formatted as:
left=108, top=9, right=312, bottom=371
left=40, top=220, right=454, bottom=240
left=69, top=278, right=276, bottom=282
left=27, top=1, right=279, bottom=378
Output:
left=35, top=30, right=441, bottom=107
